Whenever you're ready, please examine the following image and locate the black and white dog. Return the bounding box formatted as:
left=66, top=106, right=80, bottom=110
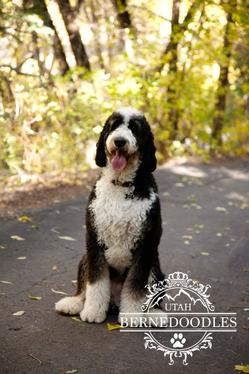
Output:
left=55, top=107, right=164, bottom=323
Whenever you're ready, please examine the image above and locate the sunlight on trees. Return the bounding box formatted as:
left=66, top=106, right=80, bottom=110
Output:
left=0, top=0, right=248, bottom=185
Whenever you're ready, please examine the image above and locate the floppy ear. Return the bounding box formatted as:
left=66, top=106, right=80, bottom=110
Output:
left=141, top=120, right=157, bottom=173
left=95, top=119, right=110, bottom=167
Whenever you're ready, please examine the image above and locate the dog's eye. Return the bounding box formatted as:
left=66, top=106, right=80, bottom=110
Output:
left=110, top=119, right=122, bottom=131
left=128, top=119, right=140, bottom=132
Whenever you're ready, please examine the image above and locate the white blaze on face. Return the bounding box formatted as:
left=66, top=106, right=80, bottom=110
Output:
left=117, top=107, right=143, bottom=120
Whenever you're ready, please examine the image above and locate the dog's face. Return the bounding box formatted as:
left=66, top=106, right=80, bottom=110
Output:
left=95, top=107, right=157, bottom=173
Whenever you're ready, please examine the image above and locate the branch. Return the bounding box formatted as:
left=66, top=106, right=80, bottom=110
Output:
left=0, top=64, right=40, bottom=77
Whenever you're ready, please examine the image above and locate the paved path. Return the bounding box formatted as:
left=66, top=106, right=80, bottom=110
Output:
left=0, top=160, right=249, bottom=374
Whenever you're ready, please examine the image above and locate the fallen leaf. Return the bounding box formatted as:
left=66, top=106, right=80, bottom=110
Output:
left=51, top=288, right=68, bottom=295
left=18, top=215, right=32, bottom=223
left=0, top=280, right=13, bottom=285
left=65, top=370, right=78, bottom=374
left=182, top=235, right=193, bottom=240
left=72, top=280, right=77, bottom=285
left=58, top=236, right=76, bottom=241
left=13, top=310, right=25, bottom=316
left=244, top=308, right=249, bottom=312
left=28, top=295, right=42, bottom=301
left=31, top=224, right=39, bottom=230
left=244, top=268, right=249, bottom=272
left=201, top=252, right=210, bottom=256
left=51, top=227, right=60, bottom=233
left=163, top=191, right=170, bottom=196
left=106, top=323, right=122, bottom=331
left=17, top=256, right=27, bottom=260
left=215, top=207, right=227, bottom=212
left=234, top=364, right=249, bottom=373
left=0, top=245, right=5, bottom=249
left=11, top=235, right=25, bottom=241
left=184, top=240, right=190, bottom=245
left=71, top=317, right=82, bottom=323
left=216, top=233, right=223, bottom=237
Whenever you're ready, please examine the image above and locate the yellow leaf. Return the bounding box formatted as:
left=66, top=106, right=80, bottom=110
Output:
left=215, top=207, right=227, bottom=213
left=18, top=215, right=32, bottom=223
left=71, top=317, right=82, bottom=323
left=13, top=310, right=25, bottom=316
left=17, top=256, right=27, bottom=260
left=51, top=288, right=68, bottom=295
left=58, top=236, right=76, bottom=241
left=182, top=235, right=193, bottom=240
left=0, top=280, right=13, bottom=284
left=29, top=295, right=42, bottom=300
left=11, top=235, right=25, bottom=241
left=234, top=365, right=249, bottom=373
left=106, top=323, right=122, bottom=331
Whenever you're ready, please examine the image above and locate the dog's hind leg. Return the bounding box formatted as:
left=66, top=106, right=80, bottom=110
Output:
left=55, top=256, right=87, bottom=315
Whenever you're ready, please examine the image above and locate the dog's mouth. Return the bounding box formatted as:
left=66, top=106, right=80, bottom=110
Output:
left=110, top=150, right=128, bottom=172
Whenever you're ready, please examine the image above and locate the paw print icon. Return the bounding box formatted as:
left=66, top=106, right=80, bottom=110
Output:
left=170, top=333, right=186, bottom=348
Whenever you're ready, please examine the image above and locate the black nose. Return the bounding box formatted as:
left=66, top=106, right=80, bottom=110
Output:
left=114, top=137, right=127, bottom=148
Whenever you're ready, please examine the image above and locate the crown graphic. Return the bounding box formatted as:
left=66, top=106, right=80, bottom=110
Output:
left=168, top=272, right=189, bottom=286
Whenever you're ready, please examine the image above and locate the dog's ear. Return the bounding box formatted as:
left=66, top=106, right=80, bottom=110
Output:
left=140, top=119, right=157, bottom=173
left=95, top=118, right=110, bottom=167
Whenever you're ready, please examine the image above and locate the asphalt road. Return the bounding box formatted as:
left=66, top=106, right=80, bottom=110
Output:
left=0, top=160, right=249, bottom=374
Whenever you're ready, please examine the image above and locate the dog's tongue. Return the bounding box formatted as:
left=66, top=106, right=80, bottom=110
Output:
left=111, top=152, right=127, bottom=171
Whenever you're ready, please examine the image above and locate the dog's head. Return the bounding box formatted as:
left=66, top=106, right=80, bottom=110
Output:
left=95, top=107, right=156, bottom=173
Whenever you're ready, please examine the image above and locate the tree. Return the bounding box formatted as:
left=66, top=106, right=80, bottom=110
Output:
left=158, top=0, right=202, bottom=140
left=22, top=0, right=69, bottom=75
left=212, top=0, right=236, bottom=144
left=56, top=0, right=91, bottom=70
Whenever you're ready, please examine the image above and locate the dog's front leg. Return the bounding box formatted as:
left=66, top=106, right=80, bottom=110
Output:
left=80, top=220, right=111, bottom=323
left=80, top=264, right=110, bottom=323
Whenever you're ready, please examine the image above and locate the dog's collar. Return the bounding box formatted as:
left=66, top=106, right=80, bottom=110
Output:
left=111, top=179, right=134, bottom=188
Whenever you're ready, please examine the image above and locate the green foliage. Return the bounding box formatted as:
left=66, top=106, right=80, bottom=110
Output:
left=0, top=0, right=249, bottom=184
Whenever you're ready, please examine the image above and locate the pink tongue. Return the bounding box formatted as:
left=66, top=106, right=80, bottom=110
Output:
left=111, top=153, right=127, bottom=171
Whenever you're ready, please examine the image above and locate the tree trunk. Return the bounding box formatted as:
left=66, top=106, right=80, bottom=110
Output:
left=88, top=0, right=105, bottom=69
left=23, top=0, right=69, bottom=75
left=56, top=0, right=91, bottom=70
left=167, top=0, right=180, bottom=140
left=212, top=1, right=234, bottom=144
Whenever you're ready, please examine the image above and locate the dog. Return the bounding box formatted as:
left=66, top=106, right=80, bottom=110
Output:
left=55, top=107, right=164, bottom=323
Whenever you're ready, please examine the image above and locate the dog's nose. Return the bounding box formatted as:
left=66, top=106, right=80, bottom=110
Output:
left=114, top=137, right=127, bottom=148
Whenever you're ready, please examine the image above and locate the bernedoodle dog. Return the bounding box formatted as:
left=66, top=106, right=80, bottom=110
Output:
left=55, top=107, right=164, bottom=323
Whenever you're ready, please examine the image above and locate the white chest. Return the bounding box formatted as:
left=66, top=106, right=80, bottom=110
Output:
left=89, top=178, right=156, bottom=272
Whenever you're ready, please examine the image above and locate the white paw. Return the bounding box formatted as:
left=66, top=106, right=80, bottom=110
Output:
left=55, top=296, right=84, bottom=315
left=80, top=307, right=106, bottom=323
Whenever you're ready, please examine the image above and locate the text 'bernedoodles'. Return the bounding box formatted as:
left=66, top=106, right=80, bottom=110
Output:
left=55, top=107, right=164, bottom=323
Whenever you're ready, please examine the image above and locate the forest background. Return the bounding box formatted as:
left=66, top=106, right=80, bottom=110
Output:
left=0, top=0, right=248, bottom=187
